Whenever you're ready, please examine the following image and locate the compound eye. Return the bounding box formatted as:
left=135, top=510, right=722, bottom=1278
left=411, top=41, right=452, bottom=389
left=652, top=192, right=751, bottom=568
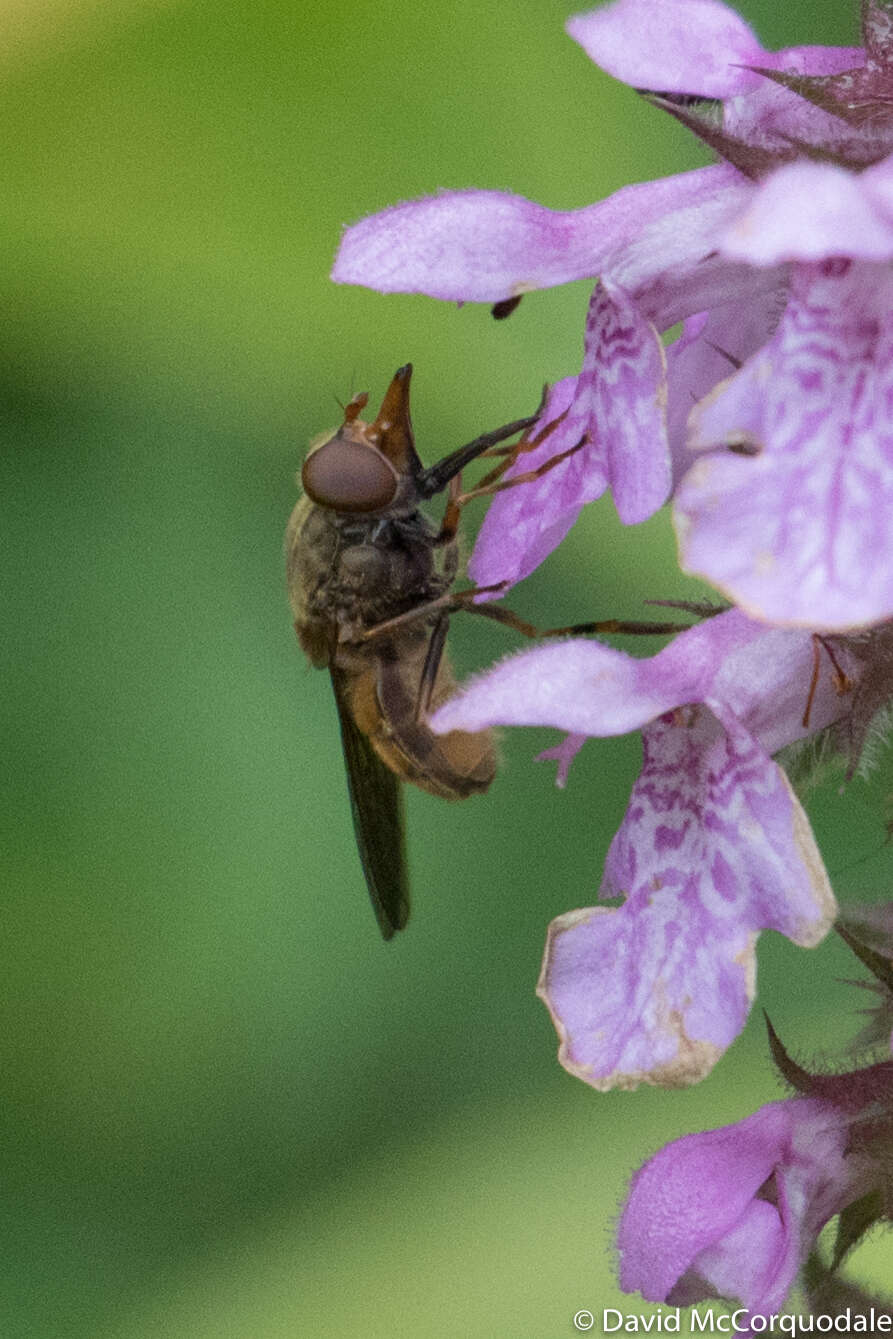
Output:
left=301, top=437, right=399, bottom=513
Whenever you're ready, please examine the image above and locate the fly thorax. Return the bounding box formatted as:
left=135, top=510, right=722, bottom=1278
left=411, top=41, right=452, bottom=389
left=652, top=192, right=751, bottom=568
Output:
left=337, top=544, right=390, bottom=593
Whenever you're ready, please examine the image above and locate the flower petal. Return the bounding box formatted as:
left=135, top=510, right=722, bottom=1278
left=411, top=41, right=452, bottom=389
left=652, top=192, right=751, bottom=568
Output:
left=568, top=0, right=861, bottom=104
left=537, top=896, right=744, bottom=1092
left=472, top=278, right=670, bottom=590
left=471, top=265, right=776, bottom=589
left=675, top=260, right=893, bottom=630
left=666, top=286, right=788, bottom=486
left=618, top=1098, right=850, bottom=1311
left=681, top=1201, right=787, bottom=1312
left=608, top=710, right=834, bottom=946
left=672, top=1106, right=853, bottom=1316
left=537, top=709, right=835, bottom=1089
left=567, top=0, right=767, bottom=98
left=468, top=377, right=597, bottom=591
left=619, top=1102, right=796, bottom=1300
left=431, top=637, right=682, bottom=739
left=580, top=278, right=672, bottom=522
left=536, top=733, right=588, bottom=789
left=721, top=155, right=893, bottom=266
left=431, top=608, right=848, bottom=752
left=332, top=166, right=751, bottom=303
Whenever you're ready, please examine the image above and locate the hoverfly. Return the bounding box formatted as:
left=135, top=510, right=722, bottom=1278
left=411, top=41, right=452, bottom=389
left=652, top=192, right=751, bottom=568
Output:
left=286, top=366, right=691, bottom=937
left=285, top=365, right=568, bottom=939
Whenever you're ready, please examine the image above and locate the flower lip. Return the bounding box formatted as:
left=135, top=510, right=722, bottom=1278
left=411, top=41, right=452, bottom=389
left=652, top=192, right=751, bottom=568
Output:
left=431, top=611, right=848, bottom=1089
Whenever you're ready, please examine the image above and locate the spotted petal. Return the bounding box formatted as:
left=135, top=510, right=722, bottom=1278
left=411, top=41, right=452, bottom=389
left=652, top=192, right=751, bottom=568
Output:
left=675, top=260, right=893, bottom=630
left=468, top=280, right=671, bottom=590
left=433, top=612, right=846, bottom=1089
left=566, top=278, right=671, bottom=524
left=537, top=709, right=835, bottom=1090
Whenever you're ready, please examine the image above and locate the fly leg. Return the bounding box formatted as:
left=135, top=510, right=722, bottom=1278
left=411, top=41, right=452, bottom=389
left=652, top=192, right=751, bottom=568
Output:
left=455, top=405, right=586, bottom=505
left=434, top=472, right=464, bottom=584
left=431, top=398, right=586, bottom=509
left=415, top=613, right=450, bottom=722
left=455, top=437, right=585, bottom=507
left=431, top=404, right=584, bottom=587
left=801, top=634, right=853, bottom=729
left=444, top=591, right=693, bottom=639
left=417, top=382, right=557, bottom=500
left=357, top=589, right=499, bottom=646
left=359, top=589, right=692, bottom=646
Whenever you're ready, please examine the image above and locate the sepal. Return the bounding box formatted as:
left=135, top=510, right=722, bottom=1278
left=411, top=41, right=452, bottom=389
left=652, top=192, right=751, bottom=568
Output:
left=831, top=1189, right=887, bottom=1271
left=747, top=63, right=893, bottom=137
left=642, top=92, right=794, bottom=176
left=765, top=1013, right=821, bottom=1095
left=836, top=912, right=893, bottom=993
left=803, top=1250, right=893, bottom=1319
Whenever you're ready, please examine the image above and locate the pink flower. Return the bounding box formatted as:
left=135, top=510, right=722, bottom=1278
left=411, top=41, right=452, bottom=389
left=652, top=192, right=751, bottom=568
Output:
left=334, top=159, right=772, bottom=592
left=618, top=1090, right=883, bottom=1319
left=675, top=206, right=893, bottom=632
left=333, top=0, right=893, bottom=630
left=325, top=0, right=893, bottom=1308
left=618, top=929, right=893, bottom=1318
left=430, top=610, right=857, bottom=1089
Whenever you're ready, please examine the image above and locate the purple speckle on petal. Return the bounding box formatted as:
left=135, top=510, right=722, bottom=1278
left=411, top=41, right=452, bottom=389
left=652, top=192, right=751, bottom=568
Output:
left=711, top=848, right=739, bottom=903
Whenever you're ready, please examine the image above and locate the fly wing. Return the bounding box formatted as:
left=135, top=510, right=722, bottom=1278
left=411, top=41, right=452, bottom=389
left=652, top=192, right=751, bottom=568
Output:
left=330, top=666, right=410, bottom=940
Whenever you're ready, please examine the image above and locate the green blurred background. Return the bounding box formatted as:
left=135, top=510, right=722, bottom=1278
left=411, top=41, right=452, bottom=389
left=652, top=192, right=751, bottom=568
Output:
left=4, top=1, right=891, bottom=1335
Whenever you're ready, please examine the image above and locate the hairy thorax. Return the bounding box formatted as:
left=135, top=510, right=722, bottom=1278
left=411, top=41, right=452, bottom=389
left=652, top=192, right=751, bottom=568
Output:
left=285, top=496, right=448, bottom=665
